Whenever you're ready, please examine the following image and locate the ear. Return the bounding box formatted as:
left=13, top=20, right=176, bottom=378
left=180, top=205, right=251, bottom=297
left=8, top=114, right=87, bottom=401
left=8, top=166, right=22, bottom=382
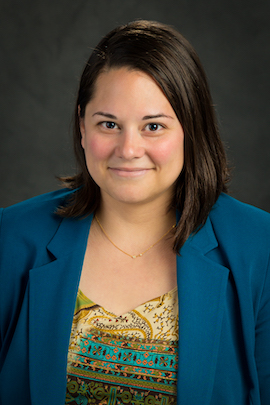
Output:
left=78, top=106, right=85, bottom=149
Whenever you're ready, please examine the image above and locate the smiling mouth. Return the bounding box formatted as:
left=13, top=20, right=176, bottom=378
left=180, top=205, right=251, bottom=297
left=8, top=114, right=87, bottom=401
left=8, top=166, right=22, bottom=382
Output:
left=108, top=167, right=152, bottom=177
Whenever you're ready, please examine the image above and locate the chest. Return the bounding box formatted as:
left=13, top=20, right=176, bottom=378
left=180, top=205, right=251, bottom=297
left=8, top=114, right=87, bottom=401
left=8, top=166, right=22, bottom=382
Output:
left=79, top=238, right=177, bottom=316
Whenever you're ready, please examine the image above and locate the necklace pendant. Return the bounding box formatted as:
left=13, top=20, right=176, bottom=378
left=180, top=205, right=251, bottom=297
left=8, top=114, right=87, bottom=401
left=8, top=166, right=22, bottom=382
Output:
left=132, top=255, right=136, bottom=259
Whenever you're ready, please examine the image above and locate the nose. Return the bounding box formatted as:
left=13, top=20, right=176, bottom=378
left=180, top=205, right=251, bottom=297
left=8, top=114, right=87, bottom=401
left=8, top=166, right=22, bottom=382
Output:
left=115, top=129, right=145, bottom=160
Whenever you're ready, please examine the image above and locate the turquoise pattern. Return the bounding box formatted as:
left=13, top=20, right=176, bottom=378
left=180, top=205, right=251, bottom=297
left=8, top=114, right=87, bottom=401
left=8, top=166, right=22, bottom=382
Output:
left=66, top=330, right=178, bottom=404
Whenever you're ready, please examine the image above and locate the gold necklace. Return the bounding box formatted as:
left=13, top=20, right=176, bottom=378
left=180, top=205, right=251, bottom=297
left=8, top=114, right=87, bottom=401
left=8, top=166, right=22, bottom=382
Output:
left=95, top=215, right=175, bottom=259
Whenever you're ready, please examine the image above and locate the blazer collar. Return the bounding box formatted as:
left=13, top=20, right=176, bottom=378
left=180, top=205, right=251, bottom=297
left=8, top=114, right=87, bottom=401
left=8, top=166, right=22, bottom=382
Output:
left=182, top=215, right=218, bottom=255
left=46, top=214, right=93, bottom=259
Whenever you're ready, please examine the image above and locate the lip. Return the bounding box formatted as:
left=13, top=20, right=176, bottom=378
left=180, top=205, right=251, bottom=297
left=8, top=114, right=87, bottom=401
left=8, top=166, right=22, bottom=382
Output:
left=108, top=167, right=153, bottom=178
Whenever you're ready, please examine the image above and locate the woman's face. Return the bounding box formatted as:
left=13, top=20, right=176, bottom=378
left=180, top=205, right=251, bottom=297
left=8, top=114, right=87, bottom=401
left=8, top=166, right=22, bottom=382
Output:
left=80, top=67, right=184, bottom=208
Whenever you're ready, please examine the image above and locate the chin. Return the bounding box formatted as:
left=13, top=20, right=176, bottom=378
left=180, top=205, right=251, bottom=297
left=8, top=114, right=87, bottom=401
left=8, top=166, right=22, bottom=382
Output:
left=113, top=194, right=148, bottom=205
left=110, top=190, right=170, bottom=207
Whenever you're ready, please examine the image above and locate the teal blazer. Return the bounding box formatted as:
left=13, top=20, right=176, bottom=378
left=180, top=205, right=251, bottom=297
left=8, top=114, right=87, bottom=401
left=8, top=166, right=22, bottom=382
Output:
left=0, top=189, right=270, bottom=405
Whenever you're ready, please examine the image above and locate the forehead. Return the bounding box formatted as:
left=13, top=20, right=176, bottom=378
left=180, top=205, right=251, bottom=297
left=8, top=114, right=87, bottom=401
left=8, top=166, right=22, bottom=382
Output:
left=88, top=67, right=175, bottom=116
left=94, top=67, right=158, bottom=93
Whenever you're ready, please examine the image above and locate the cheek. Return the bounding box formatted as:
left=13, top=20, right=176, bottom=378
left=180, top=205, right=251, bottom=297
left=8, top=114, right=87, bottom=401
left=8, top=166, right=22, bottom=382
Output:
left=86, top=137, right=113, bottom=161
left=151, top=138, right=184, bottom=166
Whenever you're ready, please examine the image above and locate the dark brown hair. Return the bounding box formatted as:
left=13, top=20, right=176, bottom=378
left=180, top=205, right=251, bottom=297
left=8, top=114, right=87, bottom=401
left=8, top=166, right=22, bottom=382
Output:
left=58, top=20, right=229, bottom=252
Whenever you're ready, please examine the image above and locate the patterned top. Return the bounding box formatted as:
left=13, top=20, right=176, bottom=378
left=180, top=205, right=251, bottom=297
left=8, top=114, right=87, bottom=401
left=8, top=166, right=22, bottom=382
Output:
left=66, top=287, right=179, bottom=405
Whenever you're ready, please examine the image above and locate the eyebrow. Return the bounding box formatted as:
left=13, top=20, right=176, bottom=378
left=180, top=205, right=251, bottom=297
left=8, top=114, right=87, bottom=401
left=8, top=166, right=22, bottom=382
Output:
left=92, top=112, right=117, bottom=119
left=92, top=112, right=174, bottom=120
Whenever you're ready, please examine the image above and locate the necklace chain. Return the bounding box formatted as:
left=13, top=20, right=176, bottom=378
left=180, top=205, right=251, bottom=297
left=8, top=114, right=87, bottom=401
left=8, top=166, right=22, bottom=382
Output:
left=95, top=215, right=175, bottom=259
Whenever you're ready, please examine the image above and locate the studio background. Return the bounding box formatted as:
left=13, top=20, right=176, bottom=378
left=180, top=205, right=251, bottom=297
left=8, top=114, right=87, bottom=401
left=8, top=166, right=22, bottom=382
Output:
left=0, top=0, right=269, bottom=211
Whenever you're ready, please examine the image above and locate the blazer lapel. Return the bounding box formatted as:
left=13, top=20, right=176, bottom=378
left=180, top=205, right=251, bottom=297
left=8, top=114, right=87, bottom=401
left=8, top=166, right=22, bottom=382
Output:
left=176, top=217, right=229, bottom=405
left=28, top=214, right=93, bottom=405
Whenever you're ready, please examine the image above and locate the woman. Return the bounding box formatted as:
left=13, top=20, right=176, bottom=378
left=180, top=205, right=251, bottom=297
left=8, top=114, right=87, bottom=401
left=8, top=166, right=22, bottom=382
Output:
left=0, top=20, right=269, bottom=405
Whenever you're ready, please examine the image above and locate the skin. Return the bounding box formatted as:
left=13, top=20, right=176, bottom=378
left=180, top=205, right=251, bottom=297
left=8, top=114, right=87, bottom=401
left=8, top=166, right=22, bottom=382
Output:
left=79, top=67, right=185, bottom=315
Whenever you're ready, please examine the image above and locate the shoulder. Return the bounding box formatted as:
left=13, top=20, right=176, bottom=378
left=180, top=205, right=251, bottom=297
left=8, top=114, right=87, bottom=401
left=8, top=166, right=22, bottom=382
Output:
left=209, top=193, right=270, bottom=255
left=1, top=188, right=74, bottom=229
left=211, top=193, right=270, bottom=232
left=1, top=187, right=74, bottom=214
left=0, top=188, right=75, bottom=258
left=213, top=192, right=270, bottom=218
left=211, top=193, right=270, bottom=226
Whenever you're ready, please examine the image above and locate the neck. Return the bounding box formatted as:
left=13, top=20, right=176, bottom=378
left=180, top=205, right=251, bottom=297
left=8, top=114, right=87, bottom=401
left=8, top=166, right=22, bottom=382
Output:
left=95, top=194, right=176, bottom=252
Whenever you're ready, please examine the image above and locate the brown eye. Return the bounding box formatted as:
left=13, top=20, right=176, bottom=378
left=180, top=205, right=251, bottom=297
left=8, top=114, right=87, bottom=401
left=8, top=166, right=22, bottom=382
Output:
left=146, top=123, right=162, bottom=131
left=102, top=121, right=117, bottom=129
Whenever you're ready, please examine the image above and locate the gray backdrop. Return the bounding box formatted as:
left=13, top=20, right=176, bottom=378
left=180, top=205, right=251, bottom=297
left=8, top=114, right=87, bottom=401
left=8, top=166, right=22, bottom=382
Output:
left=1, top=0, right=269, bottom=211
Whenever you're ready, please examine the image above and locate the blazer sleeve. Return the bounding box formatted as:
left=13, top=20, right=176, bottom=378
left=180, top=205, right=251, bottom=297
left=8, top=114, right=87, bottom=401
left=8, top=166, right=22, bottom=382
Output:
left=255, top=251, right=270, bottom=405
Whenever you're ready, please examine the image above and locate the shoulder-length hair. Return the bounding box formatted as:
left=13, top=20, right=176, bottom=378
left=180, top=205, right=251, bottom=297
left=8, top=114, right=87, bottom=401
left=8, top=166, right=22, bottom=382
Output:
left=58, top=20, right=229, bottom=253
